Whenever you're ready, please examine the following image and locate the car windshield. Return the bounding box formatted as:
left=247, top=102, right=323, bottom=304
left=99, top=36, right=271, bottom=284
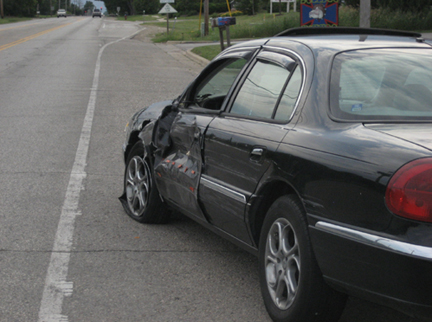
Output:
left=330, top=48, right=432, bottom=122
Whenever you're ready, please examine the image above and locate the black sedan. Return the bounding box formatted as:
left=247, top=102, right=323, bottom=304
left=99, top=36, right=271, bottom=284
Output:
left=120, top=28, right=432, bottom=322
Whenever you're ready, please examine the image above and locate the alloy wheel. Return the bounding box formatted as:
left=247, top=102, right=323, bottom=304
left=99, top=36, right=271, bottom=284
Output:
left=125, top=156, right=151, bottom=217
left=264, top=218, right=301, bottom=310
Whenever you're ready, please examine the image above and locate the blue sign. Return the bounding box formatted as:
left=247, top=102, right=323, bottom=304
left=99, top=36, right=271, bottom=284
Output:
left=300, top=0, right=339, bottom=27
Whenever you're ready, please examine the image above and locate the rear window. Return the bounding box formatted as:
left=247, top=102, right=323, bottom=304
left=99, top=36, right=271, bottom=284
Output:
left=330, top=48, right=432, bottom=122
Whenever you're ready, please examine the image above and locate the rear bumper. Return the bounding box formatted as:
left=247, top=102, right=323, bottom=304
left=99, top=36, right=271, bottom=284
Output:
left=310, top=221, right=432, bottom=320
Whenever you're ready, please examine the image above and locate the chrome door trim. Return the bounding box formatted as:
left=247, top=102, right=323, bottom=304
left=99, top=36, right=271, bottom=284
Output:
left=200, top=176, right=247, bottom=204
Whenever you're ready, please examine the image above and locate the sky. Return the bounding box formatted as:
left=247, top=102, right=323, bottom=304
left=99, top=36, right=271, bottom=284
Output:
left=91, top=0, right=107, bottom=12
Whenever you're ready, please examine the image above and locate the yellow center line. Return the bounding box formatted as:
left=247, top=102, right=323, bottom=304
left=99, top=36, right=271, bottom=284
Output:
left=0, top=19, right=84, bottom=52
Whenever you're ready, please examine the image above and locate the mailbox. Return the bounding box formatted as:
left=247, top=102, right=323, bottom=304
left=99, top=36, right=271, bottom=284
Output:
left=217, top=17, right=236, bottom=26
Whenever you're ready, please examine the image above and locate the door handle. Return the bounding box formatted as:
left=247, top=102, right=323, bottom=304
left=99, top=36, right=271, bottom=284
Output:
left=251, top=148, right=264, bottom=156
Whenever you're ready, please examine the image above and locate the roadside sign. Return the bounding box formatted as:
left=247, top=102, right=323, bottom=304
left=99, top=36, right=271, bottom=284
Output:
left=160, top=0, right=175, bottom=3
left=301, top=0, right=339, bottom=27
left=117, top=7, right=120, bottom=13
left=158, top=3, right=177, bottom=14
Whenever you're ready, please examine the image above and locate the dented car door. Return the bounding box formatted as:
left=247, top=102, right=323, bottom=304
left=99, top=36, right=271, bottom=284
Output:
left=153, top=52, right=254, bottom=222
left=153, top=110, right=213, bottom=221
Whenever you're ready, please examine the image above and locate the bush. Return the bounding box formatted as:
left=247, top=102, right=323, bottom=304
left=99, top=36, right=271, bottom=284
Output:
left=343, top=0, right=432, bottom=12
left=339, top=6, right=359, bottom=27
left=339, top=5, right=432, bottom=30
left=230, top=14, right=298, bottom=38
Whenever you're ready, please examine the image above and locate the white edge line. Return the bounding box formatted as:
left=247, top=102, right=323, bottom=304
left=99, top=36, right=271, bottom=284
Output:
left=37, top=28, right=144, bottom=322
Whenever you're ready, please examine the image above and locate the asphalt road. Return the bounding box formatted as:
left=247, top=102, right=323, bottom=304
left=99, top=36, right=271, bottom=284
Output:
left=0, top=17, right=419, bottom=322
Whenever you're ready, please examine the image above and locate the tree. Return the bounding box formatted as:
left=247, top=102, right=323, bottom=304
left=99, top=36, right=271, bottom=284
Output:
left=103, top=0, right=134, bottom=15
left=133, top=0, right=159, bottom=15
left=344, top=0, right=432, bottom=12
left=103, top=0, right=230, bottom=16
left=3, top=0, right=38, bottom=16
left=235, top=0, right=259, bottom=15
left=83, top=0, right=93, bottom=11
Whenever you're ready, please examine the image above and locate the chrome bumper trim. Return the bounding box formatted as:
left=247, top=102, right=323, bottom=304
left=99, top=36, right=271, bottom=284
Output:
left=315, top=221, right=432, bottom=261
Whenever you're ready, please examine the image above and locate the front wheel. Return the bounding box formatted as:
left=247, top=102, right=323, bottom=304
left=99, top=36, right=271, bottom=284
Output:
left=120, top=142, right=170, bottom=224
left=259, top=195, right=346, bottom=322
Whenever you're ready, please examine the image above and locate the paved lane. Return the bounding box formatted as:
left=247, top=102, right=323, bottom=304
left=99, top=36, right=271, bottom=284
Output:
left=0, top=16, right=141, bottom=321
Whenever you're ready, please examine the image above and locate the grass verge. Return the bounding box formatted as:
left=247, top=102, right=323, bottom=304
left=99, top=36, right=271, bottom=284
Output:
left=0, top=17, right=32, bottom=24
left=191, top=45, right=221, bottom=61
left=126, top=5, right=432, bottom=43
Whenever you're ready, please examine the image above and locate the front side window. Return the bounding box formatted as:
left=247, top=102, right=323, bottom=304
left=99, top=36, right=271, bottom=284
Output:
left=230, top=58, right=302, bottom=121
left=193, top=58, right=248, bottom=110
left=330, top=48, right=432, bottom=122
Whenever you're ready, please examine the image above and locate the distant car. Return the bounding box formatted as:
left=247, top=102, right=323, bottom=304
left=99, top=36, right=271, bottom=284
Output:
left=57, top=9, right=66, bottom=18
left=120, top=28, right=432, bottom=322
left=92, top=8, right=102, bottom=18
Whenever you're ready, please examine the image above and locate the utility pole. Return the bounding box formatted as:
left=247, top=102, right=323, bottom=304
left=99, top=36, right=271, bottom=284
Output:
left=1, top=0, right=4, bottom=19
left=360, top=0, right=371, bottom=28
left=204, top=0, right=209, bottom=36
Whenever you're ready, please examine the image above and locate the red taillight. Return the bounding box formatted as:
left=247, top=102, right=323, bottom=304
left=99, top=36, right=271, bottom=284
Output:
left=386, top=158, right=432, bottom=222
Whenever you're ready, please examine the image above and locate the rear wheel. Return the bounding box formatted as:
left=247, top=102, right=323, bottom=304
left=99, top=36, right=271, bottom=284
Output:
left=121, top=142, right=169, bottom=224
left=259, top=195, right=346, bottom=322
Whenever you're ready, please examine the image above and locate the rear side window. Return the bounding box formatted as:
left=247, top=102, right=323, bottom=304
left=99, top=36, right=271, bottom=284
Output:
left=330, top=48, right=432, bottom=122
left=230, top=57, right=302, bottom=122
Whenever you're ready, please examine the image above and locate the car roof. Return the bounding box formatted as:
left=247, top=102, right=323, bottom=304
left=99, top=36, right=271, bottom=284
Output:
left=228, top=28, right=431, bottom=57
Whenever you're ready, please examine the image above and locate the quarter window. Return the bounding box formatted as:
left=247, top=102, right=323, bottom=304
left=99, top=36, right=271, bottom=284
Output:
left=275, top=66, right=302, bottom=121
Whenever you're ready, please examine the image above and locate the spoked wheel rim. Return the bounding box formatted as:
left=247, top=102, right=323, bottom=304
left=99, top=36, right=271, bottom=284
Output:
left=125, top=155, right=152, bottom=217
left=264, top=218, right=301, bottom=310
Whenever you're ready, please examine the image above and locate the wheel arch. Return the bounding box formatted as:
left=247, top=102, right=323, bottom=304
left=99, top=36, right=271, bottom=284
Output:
left=248, top=177, right=304, bottom=247
left=124, top=120, right=154, bottom=163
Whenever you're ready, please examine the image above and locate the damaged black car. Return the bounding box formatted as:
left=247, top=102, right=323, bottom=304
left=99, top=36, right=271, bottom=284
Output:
left=120, top=28, right=432, bottom=322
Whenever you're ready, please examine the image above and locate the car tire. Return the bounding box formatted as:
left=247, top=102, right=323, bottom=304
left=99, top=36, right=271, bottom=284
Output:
left=259, top=195, right=346, bottom=322
left=121, top=142, right=170, bottom=224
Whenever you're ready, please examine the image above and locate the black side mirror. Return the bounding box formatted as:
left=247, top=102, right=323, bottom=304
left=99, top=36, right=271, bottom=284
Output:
left=171, top=98, right=180, bottom=112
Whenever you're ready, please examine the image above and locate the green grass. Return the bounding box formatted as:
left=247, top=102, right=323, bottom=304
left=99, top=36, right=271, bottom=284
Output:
left=0, top=17, right=32, bottom=24
left=144, top=5, right=432, bottom=44
left=185, top=6, right=432, bottom=61
left=191, top=45, right=221, bottom=61
left=118, top=14, right=160, bottom=22
left=146, top=12, right=301, bottom=43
